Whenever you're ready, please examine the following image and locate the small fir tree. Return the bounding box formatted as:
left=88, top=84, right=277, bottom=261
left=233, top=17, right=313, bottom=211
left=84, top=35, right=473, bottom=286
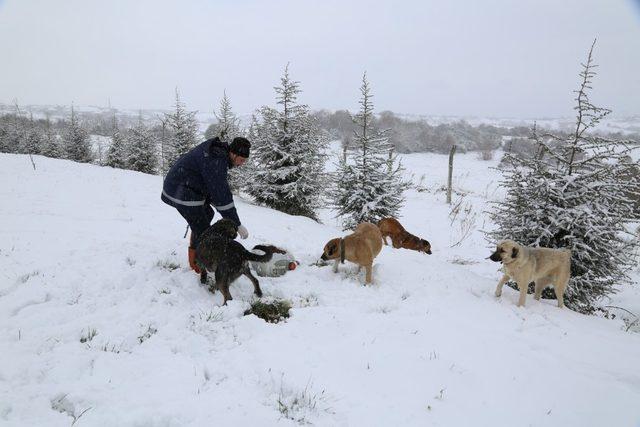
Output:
left=248, top=65, right=328, bottom=220
left=23, top=113, right=43, bottom=155
left=41, top=116, right=64, bottom=158
left=488, top=41, right=640, bottom=313
left=332, top=73, right=408, bottom=230
left=204, top=90, right=242, bottom=142
left=206, top=91, right=246, bottom=192
left=5, top=103, right=26, bottom=154
left=163, top=89, right=199, bottom=173
left=126, top=115, right=158, bottom=174
left=63, top=105, right=93, bottom=163
left=104, top=114, right=128, bottom=169
left=0, top=120, right=8, bottom=153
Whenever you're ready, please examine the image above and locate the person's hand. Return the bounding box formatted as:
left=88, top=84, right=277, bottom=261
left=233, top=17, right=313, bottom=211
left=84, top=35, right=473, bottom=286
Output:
left=238, top=224, right=249, bottom=239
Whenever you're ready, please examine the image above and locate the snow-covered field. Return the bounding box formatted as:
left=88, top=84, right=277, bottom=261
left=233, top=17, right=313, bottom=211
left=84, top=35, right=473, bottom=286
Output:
left=1, top=147, right=639, bottom=426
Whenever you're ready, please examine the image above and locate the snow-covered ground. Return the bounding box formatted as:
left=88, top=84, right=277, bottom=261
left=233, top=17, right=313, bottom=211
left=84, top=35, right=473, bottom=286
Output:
left=1, top=147, right=639, bottom=426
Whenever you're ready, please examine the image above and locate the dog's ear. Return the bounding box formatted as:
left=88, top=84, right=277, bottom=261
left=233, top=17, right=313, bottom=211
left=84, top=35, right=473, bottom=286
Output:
left=511, top=247, right=519, bottom=259
left=327, top=242, right=336, bottom=255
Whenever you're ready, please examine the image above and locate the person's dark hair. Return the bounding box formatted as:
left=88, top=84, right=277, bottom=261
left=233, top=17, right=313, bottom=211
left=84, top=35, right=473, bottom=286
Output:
left=229, top=137, right=251, bottom=158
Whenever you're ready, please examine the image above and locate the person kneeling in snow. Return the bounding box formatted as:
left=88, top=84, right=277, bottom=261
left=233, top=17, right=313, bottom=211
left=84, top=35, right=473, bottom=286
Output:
left=161, top=136, right=251, bottom=273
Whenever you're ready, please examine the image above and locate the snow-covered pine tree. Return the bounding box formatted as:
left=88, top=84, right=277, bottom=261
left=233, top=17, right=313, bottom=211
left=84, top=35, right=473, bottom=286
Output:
left=104, top=114, right=128, bottom=169
left=63, top=106, right=93, bottom=163
left=331, top=72, right=408, bottom=230
left=0, top=120, right=8, bottom=153
left=4, top=103, right=26, bottom=154
left=41, top=116, right=64, bottom=158
left=204, top=91, right=242, bottom=141
left=126, top=115, right=158, bottom=174
left=488, top=41, right=640, bottom=313
left=162, top=89, right=198, bottom=174
left=205, top=91, right=246, bottom=192
left=248, top=65, right=328, bottom=220
left=23, top=113, right=43, bottom=155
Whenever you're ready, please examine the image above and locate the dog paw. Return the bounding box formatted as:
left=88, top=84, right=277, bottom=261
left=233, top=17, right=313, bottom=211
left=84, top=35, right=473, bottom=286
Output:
left=494, top=290, right=502, bottom=298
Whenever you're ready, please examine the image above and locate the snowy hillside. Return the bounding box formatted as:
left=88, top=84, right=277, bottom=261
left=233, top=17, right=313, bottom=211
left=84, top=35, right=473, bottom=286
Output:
left=1, top=151, right=639, bottom=426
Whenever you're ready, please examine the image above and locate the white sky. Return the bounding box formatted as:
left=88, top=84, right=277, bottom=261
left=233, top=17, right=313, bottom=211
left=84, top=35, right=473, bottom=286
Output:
left=0, top=0, right=639, bottom=118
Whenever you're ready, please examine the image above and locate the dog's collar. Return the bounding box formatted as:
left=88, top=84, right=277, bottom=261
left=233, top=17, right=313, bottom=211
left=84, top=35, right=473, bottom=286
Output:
left=339, top=238, right=345, bottom=264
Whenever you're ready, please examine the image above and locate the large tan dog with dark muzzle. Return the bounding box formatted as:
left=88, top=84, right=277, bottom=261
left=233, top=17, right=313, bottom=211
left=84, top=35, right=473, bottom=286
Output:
left=489, top=239, right=571, bottom=308
left=321, top=222, right=383, bottom=284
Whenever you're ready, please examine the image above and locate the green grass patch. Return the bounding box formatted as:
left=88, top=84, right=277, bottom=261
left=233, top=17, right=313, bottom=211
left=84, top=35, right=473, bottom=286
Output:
left=155, top=259, right=180, bottom=271
left=244, top=299, right=291, bottom=324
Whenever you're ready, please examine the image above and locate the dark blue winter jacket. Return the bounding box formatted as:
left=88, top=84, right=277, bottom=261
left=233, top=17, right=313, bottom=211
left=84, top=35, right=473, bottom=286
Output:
left=161, top=137, right=241, bottom=225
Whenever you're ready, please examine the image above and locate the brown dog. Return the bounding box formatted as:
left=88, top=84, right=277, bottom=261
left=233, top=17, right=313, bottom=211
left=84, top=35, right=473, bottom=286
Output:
left=377, top=217, right=432, bottom=254
left=489, top=239, right=571, bottom=308
left=321, top=222, right=383, bottom=284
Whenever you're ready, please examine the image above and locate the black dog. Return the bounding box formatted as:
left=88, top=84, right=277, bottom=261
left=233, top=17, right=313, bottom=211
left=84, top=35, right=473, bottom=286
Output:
left=195, top=219, right=285, bottom=305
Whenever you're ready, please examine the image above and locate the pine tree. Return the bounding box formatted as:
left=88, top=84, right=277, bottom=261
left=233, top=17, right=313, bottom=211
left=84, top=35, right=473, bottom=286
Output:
left=104, top=114, right=128, bottom=169
left=488, top=41, right=640, bottom=313
left=331, top=73, right=408, bottom=230
left=22, top=113, right=44, bottom=155
left=0, top=120, right=8, bottom=153
left=206, top=91, right=246, bottom=192
left=126, top=115, right=158, bottom=174
left=247, top=65, right=328, bottom=220
left=63, top=106, right=93, bottom=163
left=204, top=90, right=242, bottom=142
left=163, top=89, right=198, bottom=173
left=5, top=103, right=26, bottom=154
left=41, top=116, right=64, bottom=158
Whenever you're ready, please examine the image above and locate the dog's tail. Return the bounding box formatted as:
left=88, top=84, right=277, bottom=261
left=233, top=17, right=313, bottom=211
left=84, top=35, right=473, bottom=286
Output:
left=244, top=245, right=286, bottom=263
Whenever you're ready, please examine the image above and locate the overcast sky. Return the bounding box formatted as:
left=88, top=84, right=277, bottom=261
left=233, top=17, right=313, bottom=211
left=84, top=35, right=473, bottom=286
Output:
left=1, top=0, right=639, bottom=118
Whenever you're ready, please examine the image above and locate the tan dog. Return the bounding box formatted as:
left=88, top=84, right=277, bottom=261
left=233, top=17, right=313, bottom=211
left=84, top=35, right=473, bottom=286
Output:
left=489, top=239, right=571, bottom=308
left=321, top=222, right=383, bottom=284
left=377, top=217, right=432, bottom=254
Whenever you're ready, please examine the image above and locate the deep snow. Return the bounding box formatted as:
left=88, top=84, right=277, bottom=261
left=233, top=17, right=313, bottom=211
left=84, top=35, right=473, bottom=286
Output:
left=1, top=148, right=639, bottom=426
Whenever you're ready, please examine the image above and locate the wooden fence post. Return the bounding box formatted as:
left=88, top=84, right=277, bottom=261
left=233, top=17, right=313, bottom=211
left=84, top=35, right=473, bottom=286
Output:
left=447, top=144, right=457, bottom=204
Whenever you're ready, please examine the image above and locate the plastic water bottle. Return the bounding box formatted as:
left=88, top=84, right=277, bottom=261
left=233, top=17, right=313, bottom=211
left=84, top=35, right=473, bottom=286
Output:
left=250, top=249, right=298, bottom=277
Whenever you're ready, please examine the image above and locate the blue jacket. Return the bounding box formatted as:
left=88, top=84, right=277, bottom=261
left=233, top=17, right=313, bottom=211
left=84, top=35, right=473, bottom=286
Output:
left=161, top=138, right=241, bottom=225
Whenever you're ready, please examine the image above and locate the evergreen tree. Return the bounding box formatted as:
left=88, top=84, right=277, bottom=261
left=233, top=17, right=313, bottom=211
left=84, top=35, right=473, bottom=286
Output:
left=0, top=120, right=8, bottom=153
left=63, top=106, right=93, bottom=163
left=204, top=90, right=242, bottom=142
left=23, top=113, right=43, bottom=155
left=331, top=73, right=408, bottom=230
left=488, top=41, right=640, bottom=313
left=41, top=116, right=64, bottom=158
left=104, top=114, right=128, bottom=169
left=163, top=89, right=198, bottom=173
left=7, top=116, right=25, bottom=154
left=4, top=103, right=27, bottom=154
left=24, top=113, right=44, bottom=154
left=248, top=65, right=328, bottom=220
left=206, top=91, right=246, bottom=192
left=126, top=115, right=158, bottom=174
